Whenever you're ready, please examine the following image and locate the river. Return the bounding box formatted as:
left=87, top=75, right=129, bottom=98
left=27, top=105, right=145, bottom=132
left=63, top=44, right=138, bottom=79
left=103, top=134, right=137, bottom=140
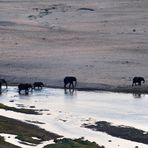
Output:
left=0, top=86, right=148, bottom=148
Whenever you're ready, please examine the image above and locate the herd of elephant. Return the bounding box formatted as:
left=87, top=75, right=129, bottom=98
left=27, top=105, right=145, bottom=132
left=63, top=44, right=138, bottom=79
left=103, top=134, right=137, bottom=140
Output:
left=0, top=76, right=145, bottom=94
left=0, top=80, right=45, bottom=94
left=0, top=76, right=77, bottom=94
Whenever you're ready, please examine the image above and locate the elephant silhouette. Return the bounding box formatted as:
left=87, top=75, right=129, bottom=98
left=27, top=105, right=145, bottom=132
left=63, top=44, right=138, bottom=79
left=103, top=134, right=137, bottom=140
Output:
left=18, top=83, right=33, bottom=94
left=0, top=79, right=7, bottom=93
left=132, top=77, right=145, bottom=86
left=33, top=82, right=44, bottom=90
left=64, top=76, right=77, bottom=89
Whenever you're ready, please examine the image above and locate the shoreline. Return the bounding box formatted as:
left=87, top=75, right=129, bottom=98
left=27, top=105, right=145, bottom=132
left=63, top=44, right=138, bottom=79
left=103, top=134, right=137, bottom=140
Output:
left=0, top=0, right=148, bottom=95
left=2, top=76, right=148, bottom=94
left=83, top=121, right=148, bottom=145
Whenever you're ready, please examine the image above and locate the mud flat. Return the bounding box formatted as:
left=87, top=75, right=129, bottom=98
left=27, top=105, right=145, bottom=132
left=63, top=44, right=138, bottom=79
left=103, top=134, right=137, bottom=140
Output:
left=83, top=121, right=148, bottom=145
left=0, top=115, right=102, bottom=148
left=0, top=0, right=148, bottom=91
left=0, top=115, right=61, bottom=147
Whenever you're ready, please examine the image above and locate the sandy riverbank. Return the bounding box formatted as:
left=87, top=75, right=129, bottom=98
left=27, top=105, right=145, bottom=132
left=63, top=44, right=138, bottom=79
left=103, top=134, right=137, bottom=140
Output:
left=0, top=0, right=148, bottom=93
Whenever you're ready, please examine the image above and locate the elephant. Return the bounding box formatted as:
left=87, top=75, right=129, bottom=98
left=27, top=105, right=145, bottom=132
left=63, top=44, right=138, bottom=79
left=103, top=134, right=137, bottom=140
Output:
left=132, top=77, right=145, bottom=86
left=64, top=76, right=77, bottom=89
left=0, top=79, right=7, bottom=93
left=33, top=82, right=44, bottom=90
left=18, top=83, right=33, bottom=94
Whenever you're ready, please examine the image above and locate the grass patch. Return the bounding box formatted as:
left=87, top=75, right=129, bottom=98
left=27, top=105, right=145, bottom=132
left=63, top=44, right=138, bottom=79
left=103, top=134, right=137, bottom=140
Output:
left=0, top=115, right=61, bottom=145
left=44, top=137, right=104, bottom=148
left=83, top=121, right=148, bottom=144
left=0, top=103, right=39, bottom=115
left=0, top=135, right=20, bottom=148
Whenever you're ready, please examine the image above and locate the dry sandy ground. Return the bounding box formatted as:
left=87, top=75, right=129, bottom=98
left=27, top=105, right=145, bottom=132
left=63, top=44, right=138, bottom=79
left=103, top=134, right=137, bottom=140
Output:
left=0, top=0, right=148, bottom=90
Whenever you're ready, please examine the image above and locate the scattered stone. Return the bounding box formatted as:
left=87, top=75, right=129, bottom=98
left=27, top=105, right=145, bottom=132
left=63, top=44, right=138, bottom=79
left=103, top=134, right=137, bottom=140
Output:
left=32, top=8, right=39, bottom=11
left=78, top=8, right=95, bottom=11
left=37, top=109, right=49, bottom=111
left=28, top=15, right=37, bottom=19
left=108, top=140, right=112, bottom=142
left=29, top=106, right=35, bottom=108
left=9, top=100, right=14, bottom=102
left=59, top=119, right=67, bottom=122
left=42, top=38, right=46, bottom=40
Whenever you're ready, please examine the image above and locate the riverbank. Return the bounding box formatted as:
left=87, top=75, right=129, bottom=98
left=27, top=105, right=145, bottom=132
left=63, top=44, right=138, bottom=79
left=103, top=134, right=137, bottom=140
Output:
left=1, top=74, right=148, bottom=94
left=0, top=115, right=102, bottom=148
left=83, top=121, right=148, bottom=145
left=0, top=86, right=148, bottom=148
left=0, top=0, right=148, bottom=95
left=0, top=115, right=61, bottom=147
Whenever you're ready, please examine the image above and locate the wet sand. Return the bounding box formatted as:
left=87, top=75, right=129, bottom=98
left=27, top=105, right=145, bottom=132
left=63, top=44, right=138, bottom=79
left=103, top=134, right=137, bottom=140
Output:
left=0, top=0, right=148, bottom=92
left=83, top=121, right=148, bottom=145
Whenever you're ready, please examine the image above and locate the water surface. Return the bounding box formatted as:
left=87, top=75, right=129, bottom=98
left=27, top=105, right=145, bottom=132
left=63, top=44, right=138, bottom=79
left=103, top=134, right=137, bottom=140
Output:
left=0, top=87, right=148, bottom=148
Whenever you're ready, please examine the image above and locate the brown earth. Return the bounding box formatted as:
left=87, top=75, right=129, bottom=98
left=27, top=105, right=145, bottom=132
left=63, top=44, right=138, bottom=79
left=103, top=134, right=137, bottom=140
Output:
left=0, top=0, right=148, bottom=92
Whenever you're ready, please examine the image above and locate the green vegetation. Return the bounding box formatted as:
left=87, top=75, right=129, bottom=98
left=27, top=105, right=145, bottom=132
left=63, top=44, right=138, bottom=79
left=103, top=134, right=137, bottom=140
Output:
left=44, top=137, right=105, bottom=148
left=0, top=103, right=39, bottom=114
left=0, top=115, right=61, bottom=146
left=84, top=121, right=148, bottom=144
left=0, top=115, right=105, bottom=147
left=0, top=135, right=20, bottom=148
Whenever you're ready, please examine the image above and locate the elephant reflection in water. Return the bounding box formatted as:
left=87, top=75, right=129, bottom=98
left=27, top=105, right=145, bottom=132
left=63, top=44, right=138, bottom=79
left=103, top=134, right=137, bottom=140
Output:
left=0, top=79, right=7, bottom=93
left=133, top=93, right=142, bottom=98
left=64, top=87, right=75, bottom=96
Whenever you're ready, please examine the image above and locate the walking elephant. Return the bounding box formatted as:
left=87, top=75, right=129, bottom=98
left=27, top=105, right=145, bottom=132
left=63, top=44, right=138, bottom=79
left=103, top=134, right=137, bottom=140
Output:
left=33, top=82, right=44, bottom=90
left=132, top=77, right=145, bottom=86
left=64, top=76, right=77, bottom=89
left=18, top=83, right=33, bottom=94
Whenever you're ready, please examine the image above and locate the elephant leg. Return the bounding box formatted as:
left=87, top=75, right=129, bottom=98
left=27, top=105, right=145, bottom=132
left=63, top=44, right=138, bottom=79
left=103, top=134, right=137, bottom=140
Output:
left=68, top=83, right=71, bottom=89
left=69, top=83, right=72, bottom=89
left=18, top=89, right=21, bottom=94
left=25, top=89, right=29, bottom=95
left=30, top=87, right=33, bottom=92
left=70, top=82, right=74, bottom=89
left=64, top=83, right=67, bottom=89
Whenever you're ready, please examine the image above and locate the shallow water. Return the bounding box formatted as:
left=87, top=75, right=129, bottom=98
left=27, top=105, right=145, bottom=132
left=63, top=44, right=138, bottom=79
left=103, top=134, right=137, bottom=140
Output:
left=0, top=87, right=148, bottom=148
